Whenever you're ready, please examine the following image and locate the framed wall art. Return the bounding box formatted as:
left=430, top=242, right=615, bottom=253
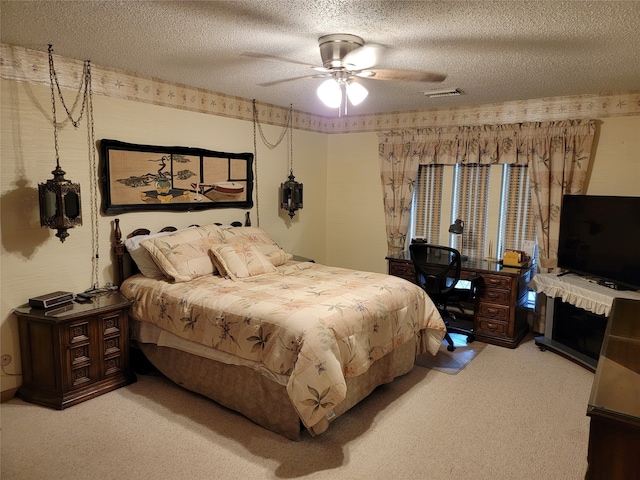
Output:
left=100, top=139, right=253, bottom=214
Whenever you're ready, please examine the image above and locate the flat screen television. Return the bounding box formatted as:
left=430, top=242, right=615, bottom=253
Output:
left=557, top=194, right=640, bottom=290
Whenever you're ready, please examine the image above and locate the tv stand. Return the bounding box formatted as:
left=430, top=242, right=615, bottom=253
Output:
left=531, top=273, right=640, bottom=371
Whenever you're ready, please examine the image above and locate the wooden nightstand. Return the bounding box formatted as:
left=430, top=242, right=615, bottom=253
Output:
left=14, top=291, right=136, bottom=409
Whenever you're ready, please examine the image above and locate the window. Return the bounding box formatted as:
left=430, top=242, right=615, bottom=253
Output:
left=411, top=163, right=536, bottom=261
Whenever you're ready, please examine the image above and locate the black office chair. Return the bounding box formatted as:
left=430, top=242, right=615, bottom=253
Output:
left=409, top=243, right=481, bottom=352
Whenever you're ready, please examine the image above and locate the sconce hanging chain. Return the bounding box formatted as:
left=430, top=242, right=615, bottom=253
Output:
left=253, top=100, right=291, bottom=150
left=288, top=104, right=294, bottom=174
left=86, top=63, right=99, bottom=290
left=252, top=100, right=261, bottom=227
left=48, top=45, right=89, bottom=129
left=48, top=46, right=61, bottom=169
left=252, top=100, right=294, bottom=227
left=48, top=45, right=99, bottom=289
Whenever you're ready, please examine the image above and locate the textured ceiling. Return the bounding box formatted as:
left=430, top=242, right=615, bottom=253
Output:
left=1, top=0, right=639, bottom=117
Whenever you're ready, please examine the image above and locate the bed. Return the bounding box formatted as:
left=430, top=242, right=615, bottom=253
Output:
left=113, top=218, right=446, bottom=440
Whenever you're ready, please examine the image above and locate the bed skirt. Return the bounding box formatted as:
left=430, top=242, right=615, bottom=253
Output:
left=137, top=335, right=417, bottom=440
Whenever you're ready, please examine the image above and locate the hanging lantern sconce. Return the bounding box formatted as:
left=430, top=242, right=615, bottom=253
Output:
left=38, top=45, right=90, bottom=242
left=38, top=165, right=82, bottom=243
left=280, top=170, right=303, bottom=219
left=279, top=104, right=303, bottom=219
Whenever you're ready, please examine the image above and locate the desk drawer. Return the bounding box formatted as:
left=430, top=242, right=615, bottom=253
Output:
left=479, top=289, right=511, bottom=305
left=388, top=262, right=415, bottom=282
left=477, top=303, right=509, bottom=321
left=482, top=274, right=513, bottom=290
left=477, top=318, right=509, bottom=336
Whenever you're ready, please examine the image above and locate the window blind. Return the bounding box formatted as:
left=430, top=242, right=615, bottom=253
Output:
left=452, top=164, right=490, bottom=259
left=500, top=165, right=535, bottom=257
left=412, top=164, right=443, bottom=243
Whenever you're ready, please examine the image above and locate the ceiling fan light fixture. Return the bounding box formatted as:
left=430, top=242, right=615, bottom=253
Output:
left=317, top=78, right=342, bottom=108
left=346, top=81, right=368, bottom=106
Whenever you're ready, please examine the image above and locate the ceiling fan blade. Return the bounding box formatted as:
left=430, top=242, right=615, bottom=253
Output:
left=342, top=43, right=386, bottom=70
left=258, top=74, right=325, bottom=87
left=362, top=69, right=447, bottom=83
left=241, top=52, right=323, bottom=69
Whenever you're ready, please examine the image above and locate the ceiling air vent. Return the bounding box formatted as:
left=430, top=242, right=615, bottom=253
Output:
left=422, top=88, right=463, bottom=98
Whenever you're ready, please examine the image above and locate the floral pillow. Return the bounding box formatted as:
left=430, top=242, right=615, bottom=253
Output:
left=221, top=226, right=278, bottom=246
left=209, top=243, right=278, bottom=280
left=258, top=244, right=293, bottom=267
left=221, top=227, right=292, bottom=266
left=141, top=224, right=224, bottom=282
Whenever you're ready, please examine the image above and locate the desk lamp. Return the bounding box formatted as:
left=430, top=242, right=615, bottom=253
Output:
left=449, top=218, right=467, bottom=261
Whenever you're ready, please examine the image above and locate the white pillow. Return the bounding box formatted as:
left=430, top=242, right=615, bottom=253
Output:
left=125, top=229, right=183, bottom=277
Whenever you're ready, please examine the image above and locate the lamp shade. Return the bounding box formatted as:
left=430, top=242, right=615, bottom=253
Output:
left=449, top=218, right=464, bottom=235
left=317, top=79, right=342, bottom=108
left=346, top=81, right=368, bottom=105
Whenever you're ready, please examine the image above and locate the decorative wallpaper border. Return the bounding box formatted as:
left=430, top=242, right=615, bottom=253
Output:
left=2, top=43, right=639, bottom=134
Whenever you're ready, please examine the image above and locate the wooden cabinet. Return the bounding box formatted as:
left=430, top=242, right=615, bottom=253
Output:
left=387, top=252, right=534, bottom=348
left=14, top=292, right=136, bottom=409
left=585, top=298, right=640, bottom=479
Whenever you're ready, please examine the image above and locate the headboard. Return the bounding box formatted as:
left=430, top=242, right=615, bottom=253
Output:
left=113, top=217, right=247, bottom=288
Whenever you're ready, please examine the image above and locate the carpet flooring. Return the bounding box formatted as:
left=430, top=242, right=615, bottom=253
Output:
left=0, top=334, right=594, bottom=480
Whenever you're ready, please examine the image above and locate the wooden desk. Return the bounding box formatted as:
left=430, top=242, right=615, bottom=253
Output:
left=586, top=298, right=640, bottom=479
left=387, top=252, right=534, bottom=348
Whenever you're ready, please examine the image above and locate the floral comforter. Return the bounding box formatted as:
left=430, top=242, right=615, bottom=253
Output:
left=121, top=261, right=445, bottom=431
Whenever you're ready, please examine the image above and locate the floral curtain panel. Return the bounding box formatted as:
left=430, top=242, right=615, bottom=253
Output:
left=377, top=131, right=439, bottom=254
left=525, top=121, right=596, bottom=271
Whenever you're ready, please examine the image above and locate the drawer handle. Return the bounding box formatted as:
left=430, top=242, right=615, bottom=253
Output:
left=486, top=323, right=498, bottom=330
left=487, top=293, right=501, bottom=301
left=486, top=308, right=500, bottom=317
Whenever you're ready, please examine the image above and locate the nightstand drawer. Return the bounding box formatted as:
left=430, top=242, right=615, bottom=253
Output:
left=477, top=318, right=509, bottom=336
left=477, top=303, right=509, bottom=321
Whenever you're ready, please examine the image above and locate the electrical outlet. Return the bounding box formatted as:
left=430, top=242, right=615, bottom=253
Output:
left=1, top=354, right=12, bottom=366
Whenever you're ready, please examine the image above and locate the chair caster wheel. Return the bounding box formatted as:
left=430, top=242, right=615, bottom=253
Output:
left=447, top=344, right=456, bottom=352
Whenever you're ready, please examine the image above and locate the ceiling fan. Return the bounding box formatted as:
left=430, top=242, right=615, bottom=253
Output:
left=242, top=34, right=447, bottom=116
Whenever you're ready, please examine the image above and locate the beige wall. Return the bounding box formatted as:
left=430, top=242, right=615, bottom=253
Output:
left=2, top=73, right=639, bottom=394
left=325, top=132, right=387, bottom=272
left=0, top=79, right=327, bottom=393
left=585, top=116, right=640, bottom=195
